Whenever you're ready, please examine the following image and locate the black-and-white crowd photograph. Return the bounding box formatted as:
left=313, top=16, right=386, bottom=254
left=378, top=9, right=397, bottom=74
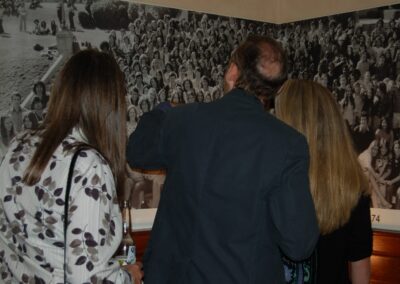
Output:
left=1, top=0, right=400, bottom=210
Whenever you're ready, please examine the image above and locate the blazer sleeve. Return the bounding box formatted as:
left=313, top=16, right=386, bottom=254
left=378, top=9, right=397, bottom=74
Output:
left=269, top=134, right=319, bottom=261
left=126, top=109, right=167, bottom=170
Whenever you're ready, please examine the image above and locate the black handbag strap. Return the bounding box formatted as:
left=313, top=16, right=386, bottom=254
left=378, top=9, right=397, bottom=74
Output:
left=64, top=149, right=83, bottom=283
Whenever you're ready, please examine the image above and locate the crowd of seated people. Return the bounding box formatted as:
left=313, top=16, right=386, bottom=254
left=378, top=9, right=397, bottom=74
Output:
left=0, top=81, right=49, bottom=162
left=3, top=3, right=400, bottom=209
left=102, top=6, right=400, bottom=209
left=276, top=16, right=400, bottom=209
left=1, top=0, right=41, bottom=17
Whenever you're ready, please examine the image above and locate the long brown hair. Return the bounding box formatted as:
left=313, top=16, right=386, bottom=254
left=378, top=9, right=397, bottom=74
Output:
left=275, top=79, right=367, bottom=235
left=23, top=49, right=127, bottom=199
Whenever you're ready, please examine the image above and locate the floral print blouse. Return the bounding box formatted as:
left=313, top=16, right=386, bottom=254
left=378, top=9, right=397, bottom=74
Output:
left=0, top=129, right=131, bottom=283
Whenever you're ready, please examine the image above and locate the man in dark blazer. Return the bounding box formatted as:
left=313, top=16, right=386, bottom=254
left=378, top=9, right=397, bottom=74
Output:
left=127, top=35, right=319, bottom=283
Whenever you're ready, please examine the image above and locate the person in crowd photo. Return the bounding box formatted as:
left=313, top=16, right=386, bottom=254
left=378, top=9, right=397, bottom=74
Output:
left=22, top=113, right=34, bottom=130
left=0, top=115, right=15, bottom=161
left=375, top=116, right=394, bottom=149
left=28, top=95, right=44, bottom=129
left=50, top=19, right=58, bottom=35
left=67, top=0, right=76, bottom=31
left=18, top=0, right=27, bottom=32
left=0, top=115, right=15, bottom=146
left=8, top=91, right=24, bottom=132
left=182, top=78, right=196, bottom=103
left=0, top=2, right=5, bottom=34
left=33, top=80, right=49, bottom=109
left=383, top=140, right=400, bottom=209
left=275, top=79, right=373, bottom=284
left=359, top=140, right=392, bottom=209
left=0, top=50, right=142, bottom=283
left=127, top=104, right=141, bottom=137
left=127, top=35, right=319, bottom=283
left=352, top=112, right=375, bottom=155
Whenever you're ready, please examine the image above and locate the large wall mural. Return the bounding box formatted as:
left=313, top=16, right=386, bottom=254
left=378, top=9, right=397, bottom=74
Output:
left=1, top=1, right=400, bottom=225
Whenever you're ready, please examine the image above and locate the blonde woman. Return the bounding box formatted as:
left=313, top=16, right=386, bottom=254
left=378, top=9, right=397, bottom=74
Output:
left=275, top=79, right=372, bottom=284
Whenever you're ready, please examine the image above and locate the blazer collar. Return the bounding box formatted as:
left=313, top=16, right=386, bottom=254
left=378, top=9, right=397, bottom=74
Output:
left=223, top=88, right=265, bottom=111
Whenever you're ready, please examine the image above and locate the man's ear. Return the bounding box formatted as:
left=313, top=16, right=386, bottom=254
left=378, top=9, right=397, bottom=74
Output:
left=224, top=63, right=239, bottom=92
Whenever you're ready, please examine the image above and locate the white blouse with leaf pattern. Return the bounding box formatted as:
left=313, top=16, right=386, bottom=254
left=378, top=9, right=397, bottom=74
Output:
left=0, top=129, right=130, bottom=283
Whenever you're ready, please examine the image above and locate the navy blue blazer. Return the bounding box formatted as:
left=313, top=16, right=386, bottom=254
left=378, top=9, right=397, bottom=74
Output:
left=127, top=88, right=319, bottom=284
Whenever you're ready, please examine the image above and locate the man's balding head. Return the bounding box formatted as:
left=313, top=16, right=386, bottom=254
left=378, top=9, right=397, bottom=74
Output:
left=224, top=35, right=287, bottom=107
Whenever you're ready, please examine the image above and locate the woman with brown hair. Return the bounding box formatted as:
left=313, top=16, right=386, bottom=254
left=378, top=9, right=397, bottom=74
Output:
left=275, top=79, right=372, bottom=284
left=0, top=115, right=15, bottom=162
left=32, top=80, right=50, bottom=109
left=0, top=50, right=141, bottom=283
left=28, top=95, right=44, bottom=130
left=0, top=115, right=15, bottom=148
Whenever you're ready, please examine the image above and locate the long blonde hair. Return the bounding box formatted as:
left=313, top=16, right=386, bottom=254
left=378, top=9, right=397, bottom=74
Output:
left=275, top=79, right=367, bottom=235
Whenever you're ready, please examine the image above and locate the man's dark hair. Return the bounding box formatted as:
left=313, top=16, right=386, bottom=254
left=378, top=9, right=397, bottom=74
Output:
left=230, top=35, right=287, bottom=104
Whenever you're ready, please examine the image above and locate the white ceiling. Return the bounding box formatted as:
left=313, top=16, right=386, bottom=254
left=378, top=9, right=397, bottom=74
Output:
left=134, top=0, right=400, bottom=24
